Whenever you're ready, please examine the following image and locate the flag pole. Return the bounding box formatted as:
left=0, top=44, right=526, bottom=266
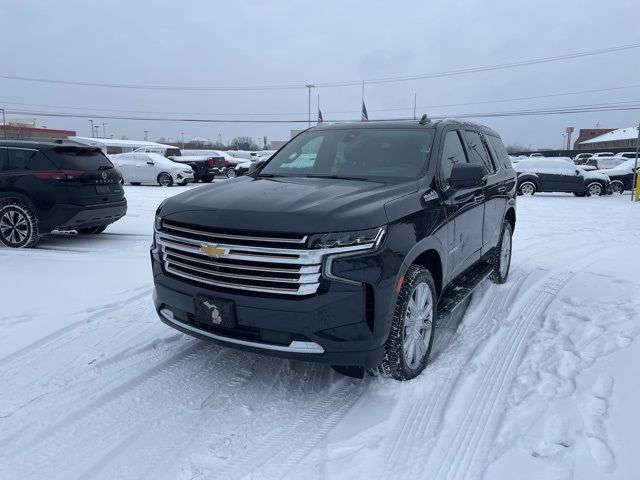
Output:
left=413, top=93, right=417, bottom=120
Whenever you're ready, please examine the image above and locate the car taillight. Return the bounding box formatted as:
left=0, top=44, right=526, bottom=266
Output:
left=33, top=170, right=84, bottom=180
left=207, top=158, right=215, bottom=167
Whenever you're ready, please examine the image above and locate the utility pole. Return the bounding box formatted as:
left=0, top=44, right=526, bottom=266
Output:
left=632, top=123, right=640, bottom=202
left=305, top=84, right=314, bottom=128
left=94, top=126, right=100, bottom=138
left=144, top=130, right=148, bottom=141
left=181, top=132, right=185, bottom=149
left=413, top=93, right=417, bottom=121
left=218, top=133, right=222, bottom=146
left=102, top=123, right=107, bottom=138
left=89, top=119, right=94, bottom=138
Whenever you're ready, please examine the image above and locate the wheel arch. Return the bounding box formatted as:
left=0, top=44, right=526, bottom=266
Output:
left=0, top=191, right=39, bottom=219
left=398, top=237, right=445, bottom=300
left=504, top=207, right=516, bottom=232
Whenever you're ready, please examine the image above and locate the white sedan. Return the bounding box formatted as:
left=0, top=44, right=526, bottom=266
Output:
left=109, top=152, right=195, bottom=186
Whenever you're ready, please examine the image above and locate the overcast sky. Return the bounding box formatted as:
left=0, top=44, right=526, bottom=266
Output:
left=1, top=0, right=639, bottom=149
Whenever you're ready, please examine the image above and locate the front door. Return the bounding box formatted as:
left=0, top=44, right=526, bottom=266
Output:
left=438, top=130, right=485, bottom=280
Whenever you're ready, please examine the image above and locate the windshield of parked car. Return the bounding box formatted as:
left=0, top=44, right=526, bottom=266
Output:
left=259, top=128, right=435, bottom=181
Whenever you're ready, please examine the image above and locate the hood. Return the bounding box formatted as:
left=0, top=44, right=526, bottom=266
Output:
left=583, top=170, right=610, bottom=181
left=160, top=176, right=418, bottom=233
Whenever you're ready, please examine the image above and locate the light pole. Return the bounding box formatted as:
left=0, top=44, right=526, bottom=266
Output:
left=101, top=123, right=107, bottom=138
left=89, top=120, right=94, bottom=138
left=0, top=108, right=6, bottom=139
left=305, top=84, right=315, bottom=128
left=218, top=133, right=222, bottom=146
left=181, top=132, right=185, bottom=149
left=94, top=126, right=100, bottom=138
left=144, top=130, right=148, bottom=141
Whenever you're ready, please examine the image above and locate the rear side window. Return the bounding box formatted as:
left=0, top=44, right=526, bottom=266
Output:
left=465, top=131, right=496, bottom=174
left=486, top=135, right=512, bottom=169
left=440, top=130, right=468, bottom=187
left=46, top=148, right=113, bottom=170
left=165, top=148, right=181, bottom=157
left=0, top=148, right=6, bottom=170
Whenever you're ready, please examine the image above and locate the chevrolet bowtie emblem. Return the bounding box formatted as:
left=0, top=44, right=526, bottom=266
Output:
left=200, top=244, right=229, bottom=258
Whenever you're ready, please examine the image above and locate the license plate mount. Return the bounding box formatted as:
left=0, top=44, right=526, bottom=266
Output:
left=194, top=295, right=236, bottom=329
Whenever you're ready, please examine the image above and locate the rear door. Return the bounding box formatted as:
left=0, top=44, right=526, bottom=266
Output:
left=44, top=147, right=124, bottom=206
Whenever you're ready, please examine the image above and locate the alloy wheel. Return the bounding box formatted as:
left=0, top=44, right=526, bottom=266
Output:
left=403, top=282, right=434, bottom=369
left=0, top=210, right=29, bottom=245
left=587, top=183, right=602, bottom=196
left=499, top=227, right=512, bottom=278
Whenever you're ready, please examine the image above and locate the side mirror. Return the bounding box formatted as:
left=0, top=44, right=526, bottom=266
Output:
left=249, top=160, right=265, bottom=174
left=147, top=161, right=155, bottom=165
left=449, top=163, right=487, bottom=189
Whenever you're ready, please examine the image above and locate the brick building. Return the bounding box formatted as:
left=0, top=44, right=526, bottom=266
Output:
left=573, top=128, right=615, bottom=149
left=0, top=125, right=76, bottom=142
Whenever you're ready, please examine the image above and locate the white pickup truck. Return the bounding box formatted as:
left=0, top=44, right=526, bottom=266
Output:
left=133, top=146, right=230, bottom=182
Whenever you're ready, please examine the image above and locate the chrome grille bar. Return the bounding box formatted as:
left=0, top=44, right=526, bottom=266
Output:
left=162, top=220, right=307, bottom=245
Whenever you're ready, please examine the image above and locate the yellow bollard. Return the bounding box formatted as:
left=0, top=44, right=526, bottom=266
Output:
left=636, top=173, right=640, bottom=201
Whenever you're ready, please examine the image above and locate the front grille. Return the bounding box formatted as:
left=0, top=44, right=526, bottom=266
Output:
left=156, top=220, right=322, bottom=295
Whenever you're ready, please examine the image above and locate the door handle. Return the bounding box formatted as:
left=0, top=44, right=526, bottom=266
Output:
left=473, top=194, right=484, bottom=204
left=497, top=186, right=506, bottom=193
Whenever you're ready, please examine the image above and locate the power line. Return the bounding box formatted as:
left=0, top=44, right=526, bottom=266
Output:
left=5, top=100, right=640, bottom=124
left=1, top=42, right=639, bottom=92
left=3, top=83, right=640, bottom=117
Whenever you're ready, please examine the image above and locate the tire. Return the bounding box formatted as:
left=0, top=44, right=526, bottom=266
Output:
left=77, top=225, right=107, bottom=235
left=610, top=180, right=624, bottom=194
left=200, top=175, right=213, bottom=183
left=373, top=265, right=436, bottom=381
left=191, top=170, right=200, bottom=183
left=518, top=181, right=536, bottom=196
left=130, top=182, right=141, bottom=186
left=157, top=173, right=174, bottom=187
left=0, top=202, right=40, bottom=248
left=226, top=169, right=236, bottom=178
left=585, top=181, right=603, bottom=197
left=490, top=221, right=512, bottom=284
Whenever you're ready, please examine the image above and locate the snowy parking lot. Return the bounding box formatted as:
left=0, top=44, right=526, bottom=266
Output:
left=1, top=184, right=639, bottom=480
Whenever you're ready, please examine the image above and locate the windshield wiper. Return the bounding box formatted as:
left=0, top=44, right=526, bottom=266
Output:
left=304, top=174, right=370, bottom=181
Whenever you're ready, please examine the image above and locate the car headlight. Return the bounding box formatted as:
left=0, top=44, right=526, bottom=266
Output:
left=307, top=226, right=386, bottom=250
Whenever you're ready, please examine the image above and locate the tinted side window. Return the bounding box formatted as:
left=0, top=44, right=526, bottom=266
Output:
left=7, top=149, right=35, bottom=170
left=486, top=135, right=511, bottom=169
left=465, top=131, right=496, bottom=174
left=0, top=148, right=6, bottom=170
left=440, top=130, right=468, bottom=187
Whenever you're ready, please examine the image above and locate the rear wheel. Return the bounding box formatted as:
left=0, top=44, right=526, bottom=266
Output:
left=490, top=221, right=512, bottom=284
left=157, top=173, right=173, bottom=187
left=200, top=175, right=213, bottom=183
left=585, top=182, right=603, bottom=197
left=518, top=181, right=536, bottom=196
left=373, top=265, right=436, bottom=381
left=226, top=169, right=236, bottom=178
left=610, top=180, right=624, bottom=194
left=77, top=225, right=107, bottom=235
left=0, top=203, right=40, bottom=248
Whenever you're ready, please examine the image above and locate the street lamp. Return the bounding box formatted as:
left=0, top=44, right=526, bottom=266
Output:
left=181, top=132, right=185, bottom=149
left=305, top=84, right=315, bottom=127
left=144, top=130, right=148, bottom=141
left=102, top=123, right=107, bottom=138
left=89, top=119, right=94, bottom=138
left=218, top=133, right=222, bottom=146
left=0, top=108, right=6, bottom=140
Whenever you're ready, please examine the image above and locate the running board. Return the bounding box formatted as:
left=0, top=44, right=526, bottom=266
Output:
left=436, top=261, right=493, bottom=324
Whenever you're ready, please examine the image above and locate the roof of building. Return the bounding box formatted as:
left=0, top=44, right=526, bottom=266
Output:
left=0, top=125, right=76, bottom=135
left=580, top=126, right=639, bottom=145
left=69, top=136, right=170, bottom=149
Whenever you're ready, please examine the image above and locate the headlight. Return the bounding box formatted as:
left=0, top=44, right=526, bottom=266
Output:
left=307, top=226, right=386, bottom=249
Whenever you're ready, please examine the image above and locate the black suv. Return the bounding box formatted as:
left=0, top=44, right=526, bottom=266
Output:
left=151, top=120, right=517, bottom=380
left=0, top=141, right=126, bottom=248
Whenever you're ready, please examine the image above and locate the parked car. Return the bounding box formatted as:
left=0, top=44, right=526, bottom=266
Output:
left=233, top=159, right=253, bottom=176
left=584, top=156, right=626, bottom=170
left=594, top=158, right=638, bottom=194
left=589, top=152, right=615, bottom=158
left=574, top=153, right=593, bottom=164
left=134, top=146, right=226, bottom=182
left=182, top=150, right=240, bottom=177
left=529, top=153, right=544, bottom=157
left=151, top=119, right=517, bottom=380
left=109, top=152, right=195, bottom=186
left=0, top=141, right=126, bottom=248
left=515, top=158, right=610, bottom=196
left=612, top=152, right=638, bottom=160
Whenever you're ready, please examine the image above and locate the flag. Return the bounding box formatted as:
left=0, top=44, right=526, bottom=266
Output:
left=361, top=101, right=368, bottom=121
left=318, top=108, right=323, bottom=124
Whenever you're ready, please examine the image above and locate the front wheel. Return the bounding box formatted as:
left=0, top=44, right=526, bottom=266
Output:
left=373, top=265, right=436, bottom=381
left=490, top=221, right=512, bottom=284
left=518, top=181, right=536, bottom=196
left=585, top=182, right=603, bottom=197
left=610, top=180, right=624, bottom=194
left=226, top=169, right=236, bottom=178
left=77, top=225, right=107, bottom=235
left=157, top=173, right=174, bottom=187
left=0, top=202, right=40, bottom=248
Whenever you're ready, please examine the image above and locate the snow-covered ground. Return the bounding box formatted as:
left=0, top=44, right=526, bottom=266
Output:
left=1, top=185, right=639, bottom=480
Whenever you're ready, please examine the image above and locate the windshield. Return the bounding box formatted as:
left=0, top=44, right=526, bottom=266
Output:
left=46, top=148, right=114, bottom=170
left=260, top=128, right=435, bottom=181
